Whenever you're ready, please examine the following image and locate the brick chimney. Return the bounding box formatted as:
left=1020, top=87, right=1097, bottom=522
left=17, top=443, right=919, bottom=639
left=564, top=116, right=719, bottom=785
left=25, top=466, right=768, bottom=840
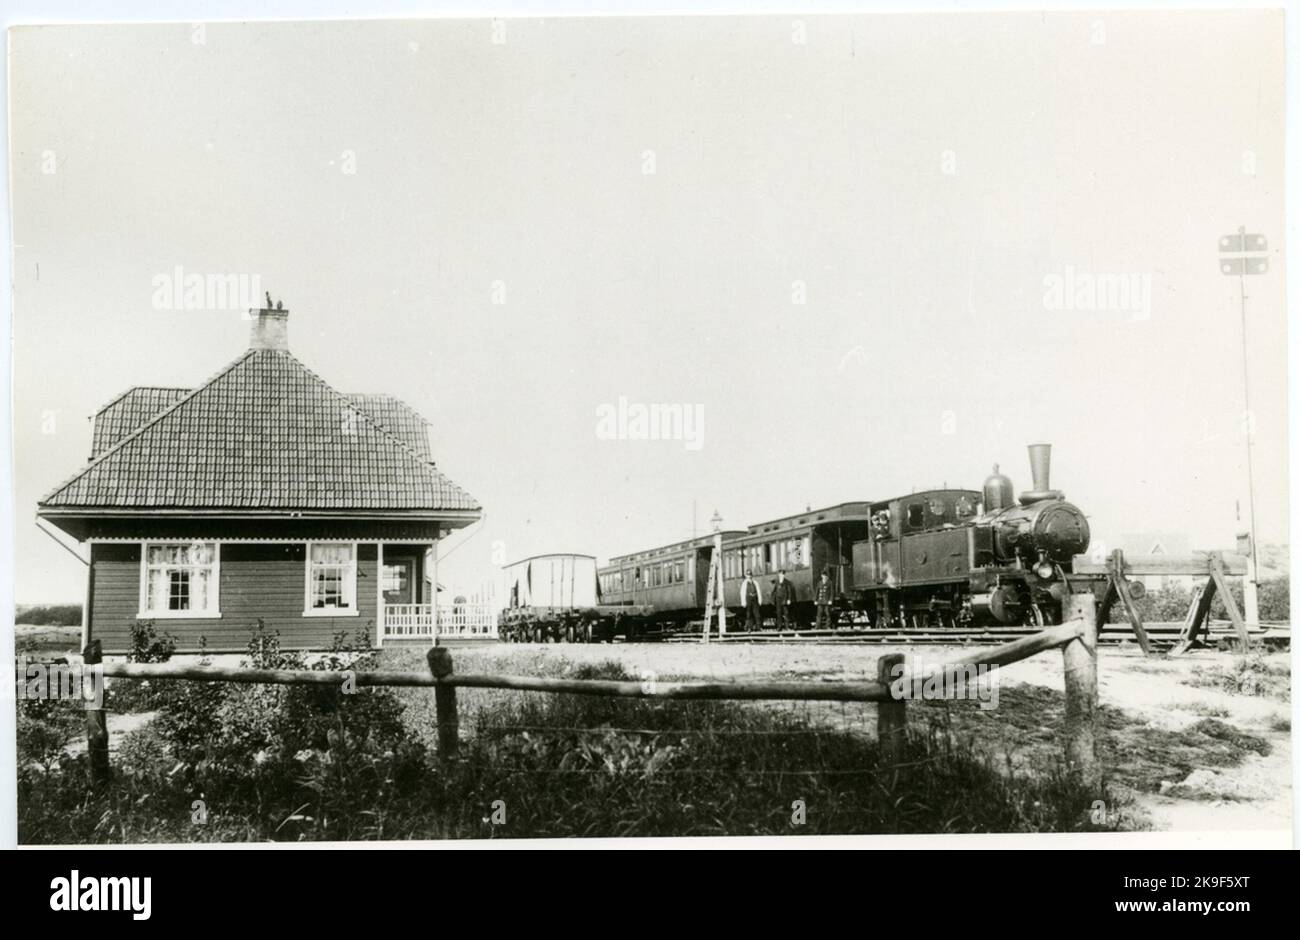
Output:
left=249, top=295, right=289, bottom=351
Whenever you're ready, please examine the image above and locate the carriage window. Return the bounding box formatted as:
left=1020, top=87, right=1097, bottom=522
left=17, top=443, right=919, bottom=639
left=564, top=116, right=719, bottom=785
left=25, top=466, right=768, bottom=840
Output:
left=956, top=495, right=976, bottom=519
left=906, top=503, right=925, bottom=528
left=928, top=498, right=947, bottom=519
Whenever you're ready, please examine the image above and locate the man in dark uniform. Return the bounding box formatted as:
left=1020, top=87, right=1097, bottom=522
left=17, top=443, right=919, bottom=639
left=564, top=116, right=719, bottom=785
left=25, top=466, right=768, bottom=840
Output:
left=814, top=570, right=834, bottom=630
left=740, top=569, right=763, bottom=632
left=772, top=570, right=795, bottom=631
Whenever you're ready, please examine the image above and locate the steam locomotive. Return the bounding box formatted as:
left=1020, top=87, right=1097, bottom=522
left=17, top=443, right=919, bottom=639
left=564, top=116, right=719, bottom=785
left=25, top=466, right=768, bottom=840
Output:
left=846, top=443, right=1097, bottom=628
left=593, top=444, right=1099, bottom=631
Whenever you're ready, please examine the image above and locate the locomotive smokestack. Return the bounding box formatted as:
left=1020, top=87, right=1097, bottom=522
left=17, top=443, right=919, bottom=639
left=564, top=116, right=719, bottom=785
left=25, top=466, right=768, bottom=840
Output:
left=1028, top=443, right=1051, bottom=493
left=1020, top=443, right=1063, bottom=505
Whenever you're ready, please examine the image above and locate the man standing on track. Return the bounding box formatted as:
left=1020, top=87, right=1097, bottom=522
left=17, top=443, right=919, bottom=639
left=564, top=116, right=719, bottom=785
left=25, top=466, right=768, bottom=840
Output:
left=772, top=570, right=795, bottom=631
left=740, top=569, right=763, bottom=632
left=814, top=570, right=834, bottom=630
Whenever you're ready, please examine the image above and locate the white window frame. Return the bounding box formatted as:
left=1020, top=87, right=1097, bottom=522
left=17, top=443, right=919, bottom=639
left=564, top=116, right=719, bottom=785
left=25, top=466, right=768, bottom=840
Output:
left=303, top=541, right=359, bottom=617
left=138, top=541, right=222, bottom=619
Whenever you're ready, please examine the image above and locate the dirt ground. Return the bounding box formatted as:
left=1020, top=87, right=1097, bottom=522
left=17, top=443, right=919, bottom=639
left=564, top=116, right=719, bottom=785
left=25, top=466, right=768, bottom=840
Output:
left=14, top=623, right=81, bottom=654
left=443, top=639, right=1293, bottom=834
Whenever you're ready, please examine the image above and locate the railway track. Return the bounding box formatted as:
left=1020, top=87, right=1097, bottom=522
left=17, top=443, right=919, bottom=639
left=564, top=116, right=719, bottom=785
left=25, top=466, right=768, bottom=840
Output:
left=655, top=621, right=1289, bottom=649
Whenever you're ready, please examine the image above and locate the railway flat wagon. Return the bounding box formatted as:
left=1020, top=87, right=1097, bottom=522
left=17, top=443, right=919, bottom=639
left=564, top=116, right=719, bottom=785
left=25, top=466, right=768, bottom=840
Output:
left=506, top=553, right=598, bottom=609
left=500, top=553, right=652, bottom=642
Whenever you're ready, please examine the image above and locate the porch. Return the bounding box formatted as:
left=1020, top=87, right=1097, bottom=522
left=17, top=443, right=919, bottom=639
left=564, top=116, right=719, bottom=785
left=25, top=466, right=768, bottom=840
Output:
left=379, top=601, right=498, bottom=644
left=377, top=542, right=497, bottom=644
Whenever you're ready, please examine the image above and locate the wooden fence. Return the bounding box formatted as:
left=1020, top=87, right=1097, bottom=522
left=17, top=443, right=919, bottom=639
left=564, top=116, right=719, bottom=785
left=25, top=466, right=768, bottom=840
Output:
left=78, top=594, right=1102, bottom=793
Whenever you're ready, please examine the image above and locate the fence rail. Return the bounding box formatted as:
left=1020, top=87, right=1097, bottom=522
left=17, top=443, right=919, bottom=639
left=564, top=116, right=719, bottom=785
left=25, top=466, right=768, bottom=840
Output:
left=76, top=594, right=1102, bottom=793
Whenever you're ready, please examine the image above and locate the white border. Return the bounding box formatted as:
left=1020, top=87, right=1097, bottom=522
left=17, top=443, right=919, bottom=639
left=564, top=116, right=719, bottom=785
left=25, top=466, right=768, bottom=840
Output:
left=2, top=0, right=1296, bottom=855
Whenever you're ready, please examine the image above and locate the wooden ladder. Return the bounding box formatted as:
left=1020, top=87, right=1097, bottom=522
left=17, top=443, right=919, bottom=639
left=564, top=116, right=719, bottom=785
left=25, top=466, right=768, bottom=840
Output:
left=701, top=535, right=726, bottom=643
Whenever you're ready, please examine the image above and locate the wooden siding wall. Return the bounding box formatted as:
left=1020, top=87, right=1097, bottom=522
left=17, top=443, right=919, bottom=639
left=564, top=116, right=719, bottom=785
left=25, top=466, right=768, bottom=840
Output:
left=89, top=543, right=381, bottom=653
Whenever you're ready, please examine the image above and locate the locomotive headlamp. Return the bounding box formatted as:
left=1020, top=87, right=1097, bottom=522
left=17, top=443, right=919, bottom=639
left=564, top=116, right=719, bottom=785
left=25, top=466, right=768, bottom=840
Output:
left=1035, top=560, right=1055, bottom=580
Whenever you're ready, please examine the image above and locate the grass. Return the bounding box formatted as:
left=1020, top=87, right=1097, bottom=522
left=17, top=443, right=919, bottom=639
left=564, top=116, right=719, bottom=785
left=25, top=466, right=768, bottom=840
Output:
left=17, top=652, right=1141, bottom=842
left=913, top=682, right=1272, bottom=795
left=1182, top=653, right=1291, bottom=701
left=1179, top=701, right=1230, bottom=719
left=14, top=624, right=82, bottom=656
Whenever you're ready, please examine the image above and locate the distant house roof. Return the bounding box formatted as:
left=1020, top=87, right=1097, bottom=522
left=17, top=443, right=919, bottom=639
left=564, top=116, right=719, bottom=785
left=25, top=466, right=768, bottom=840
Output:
left=1116, top=532, right=1191, bottom=558
left=41, top=309, right=477, bottom=517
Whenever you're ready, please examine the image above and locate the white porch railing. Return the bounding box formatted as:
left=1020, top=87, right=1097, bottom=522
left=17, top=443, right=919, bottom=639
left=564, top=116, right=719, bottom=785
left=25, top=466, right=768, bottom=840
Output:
left=380, top=602, right=498, bottom=642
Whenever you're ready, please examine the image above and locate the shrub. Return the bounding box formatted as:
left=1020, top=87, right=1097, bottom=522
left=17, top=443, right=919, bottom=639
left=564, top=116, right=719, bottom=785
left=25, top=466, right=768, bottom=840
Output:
left=147, top=621, right=421, bottom=835
left=108, top=620, right=178, bottom=713
left=17, top=696, right=83, bottom=772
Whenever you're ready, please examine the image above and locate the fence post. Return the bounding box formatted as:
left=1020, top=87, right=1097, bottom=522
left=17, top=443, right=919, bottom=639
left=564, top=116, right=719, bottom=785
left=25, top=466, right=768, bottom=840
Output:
left=82, top=639, right=110, bottom=790
left=427, top=644, right=459, bottom=759
left=876, top=652, right=907, bottom=766
left=1061, top=594, right=1100, bottom=791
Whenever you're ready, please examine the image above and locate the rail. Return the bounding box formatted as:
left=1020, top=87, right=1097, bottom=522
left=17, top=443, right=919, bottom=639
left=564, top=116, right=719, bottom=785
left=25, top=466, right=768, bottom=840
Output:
left=75, top=595, right=1102, bottom=793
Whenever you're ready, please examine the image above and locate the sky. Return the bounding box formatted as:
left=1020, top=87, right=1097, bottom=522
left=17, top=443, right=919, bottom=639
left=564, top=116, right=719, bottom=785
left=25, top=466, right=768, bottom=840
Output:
left=7, top=10, right=1287, bottom=604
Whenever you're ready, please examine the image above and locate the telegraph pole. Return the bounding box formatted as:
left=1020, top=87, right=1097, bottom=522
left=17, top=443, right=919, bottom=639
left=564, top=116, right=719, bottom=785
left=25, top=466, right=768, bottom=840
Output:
left=1218, top=227, right=1268, bottom=624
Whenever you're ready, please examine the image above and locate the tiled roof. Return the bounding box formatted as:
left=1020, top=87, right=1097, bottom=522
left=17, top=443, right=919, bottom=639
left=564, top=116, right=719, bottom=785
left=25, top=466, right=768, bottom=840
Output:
left=91, top=387, right=190, bottom=457
left=91, top=387, right=434, bottom=462
left=41, top=350, right=479, bottom=513
left=344, top=394, right=433, bottom=462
